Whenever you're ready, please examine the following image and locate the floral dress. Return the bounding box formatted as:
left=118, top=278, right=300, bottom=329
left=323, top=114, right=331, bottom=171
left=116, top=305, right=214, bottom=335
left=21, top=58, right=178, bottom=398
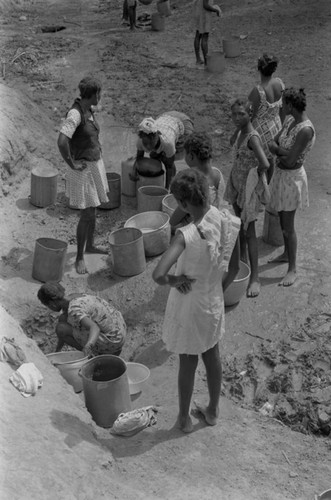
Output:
left=252, top=78, right=285, bottom=157
left=67, top=295, right=126, bottom=355
left=269, top=116, right=315, bottom=212
left=224, top=130, right=262, bottom=216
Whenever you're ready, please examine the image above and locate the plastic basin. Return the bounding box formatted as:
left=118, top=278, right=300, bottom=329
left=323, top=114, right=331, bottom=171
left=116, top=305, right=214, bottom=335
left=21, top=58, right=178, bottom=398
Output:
left=124, top=211, right=171, bottom=257
left=46, top=351, right=88, bottom=393
left=162, top=193, right=178, bottom=217
left=224, top=261, right=251, bottom=307
left=126, top=362, right=150, bottom=395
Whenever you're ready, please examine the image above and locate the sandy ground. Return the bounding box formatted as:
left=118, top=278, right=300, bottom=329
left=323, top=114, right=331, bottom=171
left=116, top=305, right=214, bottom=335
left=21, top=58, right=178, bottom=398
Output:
left=1, top=0, right=331, bottom=498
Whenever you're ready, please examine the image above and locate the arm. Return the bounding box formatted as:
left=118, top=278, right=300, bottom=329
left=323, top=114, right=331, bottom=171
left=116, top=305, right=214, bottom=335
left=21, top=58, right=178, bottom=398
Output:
left=203, top=0, right=221, bottom=15
left=222, top=237, right=240, bottom=291
left=248, top=135, right=270, bottom=173
left=248, top=86, right=261, bottom=122
left=169, top=206, right=188, bottom=229
left=275, top=127, right=313, bottom=170
left=152, top=232, right=196, bottom=294
left=80, top=317, right=101, bottom=356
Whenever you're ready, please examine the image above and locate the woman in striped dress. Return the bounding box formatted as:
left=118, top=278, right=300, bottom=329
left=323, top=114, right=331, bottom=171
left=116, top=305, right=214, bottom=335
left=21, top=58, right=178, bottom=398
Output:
left=57, top=77, right=109, bottom=274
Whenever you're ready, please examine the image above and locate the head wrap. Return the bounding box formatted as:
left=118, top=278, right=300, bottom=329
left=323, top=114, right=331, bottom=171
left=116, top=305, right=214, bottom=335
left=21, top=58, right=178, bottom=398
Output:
left=138, top=117, right=158, bottom=135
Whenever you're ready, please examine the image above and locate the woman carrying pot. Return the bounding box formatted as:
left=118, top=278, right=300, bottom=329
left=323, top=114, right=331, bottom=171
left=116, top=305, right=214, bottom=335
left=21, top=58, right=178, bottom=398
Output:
left=248, top=54, right=285, bottom=182
left=135, top=111, right=194, bottom=189
left=57, top=76, right=109, bottom=275
left=268, top=88, right=316, bottom=287
left=37, top=282, right=126, bottom=358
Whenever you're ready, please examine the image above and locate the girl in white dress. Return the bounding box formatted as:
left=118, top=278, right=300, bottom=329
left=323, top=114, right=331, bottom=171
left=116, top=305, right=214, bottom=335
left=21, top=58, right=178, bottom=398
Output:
left=153, top=169, right=240, bottom=433
left=268, top=88, right=315, bottom=287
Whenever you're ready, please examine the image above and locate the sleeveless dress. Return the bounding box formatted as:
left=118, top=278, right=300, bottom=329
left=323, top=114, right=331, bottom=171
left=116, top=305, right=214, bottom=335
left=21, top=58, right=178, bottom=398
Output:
left=269, top=116, right=315, bottom=212
left=224, top=130, right=262, bottom=213
left=252, top=78, right=285, bottom=157
left=194, top=0, right=212, bottom=33
left=162, top=206, right=240, bottom=355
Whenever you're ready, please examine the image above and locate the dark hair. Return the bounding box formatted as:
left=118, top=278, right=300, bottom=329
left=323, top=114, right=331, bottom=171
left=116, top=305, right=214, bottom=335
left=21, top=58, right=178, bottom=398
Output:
left=184, top=132, right=213, bottom=162
left=231, top=98, right=253, bottom=116
left=138, top=130, right=157, bottom=139
left=170, top=169, right=209, bottom=207
left=283, top=87, right=307, bottom=112
left=257, top=54, right=279, bottom=76
left=78, top=76, right=102, bottom=99
left=37, top=282, right=65, bottom=306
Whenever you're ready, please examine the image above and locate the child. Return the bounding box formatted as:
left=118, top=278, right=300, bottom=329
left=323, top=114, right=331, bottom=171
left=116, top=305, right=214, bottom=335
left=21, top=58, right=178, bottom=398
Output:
left=152, top=169, right=240, bottom=433
left=170, top=131, right=226, bottom=231
left=122, top=0, right=138, bottom=30
left=194, top=0, right=222, bottom=66
left=224, top=98, right=270, bottom=298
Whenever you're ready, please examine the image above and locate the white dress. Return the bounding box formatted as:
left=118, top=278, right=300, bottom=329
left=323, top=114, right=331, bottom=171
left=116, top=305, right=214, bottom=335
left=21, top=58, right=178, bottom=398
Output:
left=162, top=206, right=240, bottom=355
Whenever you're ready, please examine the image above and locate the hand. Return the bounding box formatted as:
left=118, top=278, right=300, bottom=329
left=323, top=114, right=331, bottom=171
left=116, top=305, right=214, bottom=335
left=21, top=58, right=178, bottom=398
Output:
left=73, top=161, right=88, bottom=172
left=83, top=343, right=94, bottom=358
left=268, top=141, right=278, bottom=154
left=173, top=275, right=196, bottom=294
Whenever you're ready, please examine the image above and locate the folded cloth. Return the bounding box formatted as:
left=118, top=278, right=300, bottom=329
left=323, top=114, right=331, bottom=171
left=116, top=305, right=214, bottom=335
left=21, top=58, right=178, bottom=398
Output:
left=110, top=406, right=158, bottom=437
left=138, top=117, right=158, bottom=135
left=242, top=168, right=270, bottom=230
left=9, top=362, right=43, bottom=397
left=0, top=337, right=27, bottom=368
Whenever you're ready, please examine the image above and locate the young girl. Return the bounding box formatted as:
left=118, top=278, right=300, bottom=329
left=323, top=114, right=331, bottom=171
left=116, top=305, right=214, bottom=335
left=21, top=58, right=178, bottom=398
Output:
left=170, top=132, right=227, bottom=231
left=268, top=88, right=315, bottom=287
left=152, top=169, right=240, bottom=433
left=224, top=98, right=270, bottom=298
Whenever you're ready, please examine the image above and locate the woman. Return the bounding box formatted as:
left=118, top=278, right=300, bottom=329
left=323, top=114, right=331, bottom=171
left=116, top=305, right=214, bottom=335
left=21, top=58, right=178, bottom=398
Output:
left=268, top=88, right=316, bottom=287
left=248, top=54, right=285, bottom=182
left=225, top=98, right=270, bottom=298
left=135, top=111, right=194, bottom=189
left=153, top=169, right=240, bottom=433
left=37, top=283, right=126, bottom=357
left=58, top=76, right=109, bottom=274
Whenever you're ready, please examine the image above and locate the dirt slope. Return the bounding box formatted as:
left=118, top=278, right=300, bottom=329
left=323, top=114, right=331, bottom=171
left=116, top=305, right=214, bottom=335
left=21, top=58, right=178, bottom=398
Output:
left=0, top=0, right=331, bottom=499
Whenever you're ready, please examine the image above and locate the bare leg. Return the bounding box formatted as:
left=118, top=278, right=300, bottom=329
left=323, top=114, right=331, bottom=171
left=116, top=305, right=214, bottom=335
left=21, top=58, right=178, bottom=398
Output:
left=177, top=354, right=198, bottom=433
left=76, top=208, right=92, bottom=274
left=194, top=343, right=221, bottom=426
left=201, top=33, right=209, bottom=65
left=128, top=5, right=136, bottom=30
left=165, top=164, right=176, bottom=190
left=85, top=209, right=107, bottom=254
left=194, top=31, right=203, bottom=64
left=233, top=204, right=247, bottom=263
left=268, top=210, right=289, bottom=263
left=56, top=322, right=82, bottom=351
left=279, top=210, right=297, bottom=286
left=246, top=221, right=260, bottom=297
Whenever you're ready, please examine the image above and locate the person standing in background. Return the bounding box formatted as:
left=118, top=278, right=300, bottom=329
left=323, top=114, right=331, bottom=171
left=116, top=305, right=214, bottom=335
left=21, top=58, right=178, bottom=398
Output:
left=194, top=0, right=222, bottom=66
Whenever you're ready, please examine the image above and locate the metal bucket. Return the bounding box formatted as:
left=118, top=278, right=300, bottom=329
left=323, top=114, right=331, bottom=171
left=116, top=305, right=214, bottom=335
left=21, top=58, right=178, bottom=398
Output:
left=222, top=38, right=241, bottom=58
left=121, top=158, right=137, bottom=197
left=151, top=12, right=165, bottom=31
left=46, top=351, right=88, bottom=393
left=32, top=238, right=68, bottom=282
left=80, top=355, right=132, bottom=428
left=157, top=0, right=171, bottom=16
left=162, top=193, right=178, bottom=217
left=137, top=186, right=168, bottom=213
left=30, top=166, right=58, bottom=207
left=99, top=172, right=121, bottom=209
left=262, top=209, right=284, bottom=246
left=124, top=211, right=171, bottom=257
left=109, top=227, right=146, bottom=276
left=206, top=52, right=226, bottom=74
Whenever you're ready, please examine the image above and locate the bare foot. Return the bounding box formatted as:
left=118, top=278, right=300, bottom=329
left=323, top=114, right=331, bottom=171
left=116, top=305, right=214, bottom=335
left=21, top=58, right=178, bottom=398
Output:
left=75, top=259, right=88, bottom=274
left=279, top=270, right=297, bottom=287
left=193, top=401, right=219, bottom=426
left=176, top=415, right=193, bottom=433
left=247, top=280, right=260, bottom=298
left=268, top=253, right=289, bottom=264
left=196, top=59, right=204, bottom=65
left=85, top=246, right=108, bottom=255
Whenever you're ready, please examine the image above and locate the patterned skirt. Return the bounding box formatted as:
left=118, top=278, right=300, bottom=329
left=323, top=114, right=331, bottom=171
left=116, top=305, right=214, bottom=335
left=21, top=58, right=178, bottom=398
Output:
left=66, top=158, right=109, bottom=210
left=269, top=165, right=309, bottom=212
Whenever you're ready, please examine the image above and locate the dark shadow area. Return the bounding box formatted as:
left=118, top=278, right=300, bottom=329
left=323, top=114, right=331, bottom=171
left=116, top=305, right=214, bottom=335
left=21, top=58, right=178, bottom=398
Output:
left=133, top=339, right=171, bottom=369
left=50, top=409, right=105, bottom=450
left=0, top=247, right=37, bottom=283
left=16, top=198, right=40, bottom=211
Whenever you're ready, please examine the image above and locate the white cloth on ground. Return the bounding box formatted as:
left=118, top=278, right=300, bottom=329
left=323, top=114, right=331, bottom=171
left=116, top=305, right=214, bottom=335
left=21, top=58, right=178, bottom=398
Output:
left=9, top=362, right=43, bottom=397
left=110, top=406, right=158, bottom=437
